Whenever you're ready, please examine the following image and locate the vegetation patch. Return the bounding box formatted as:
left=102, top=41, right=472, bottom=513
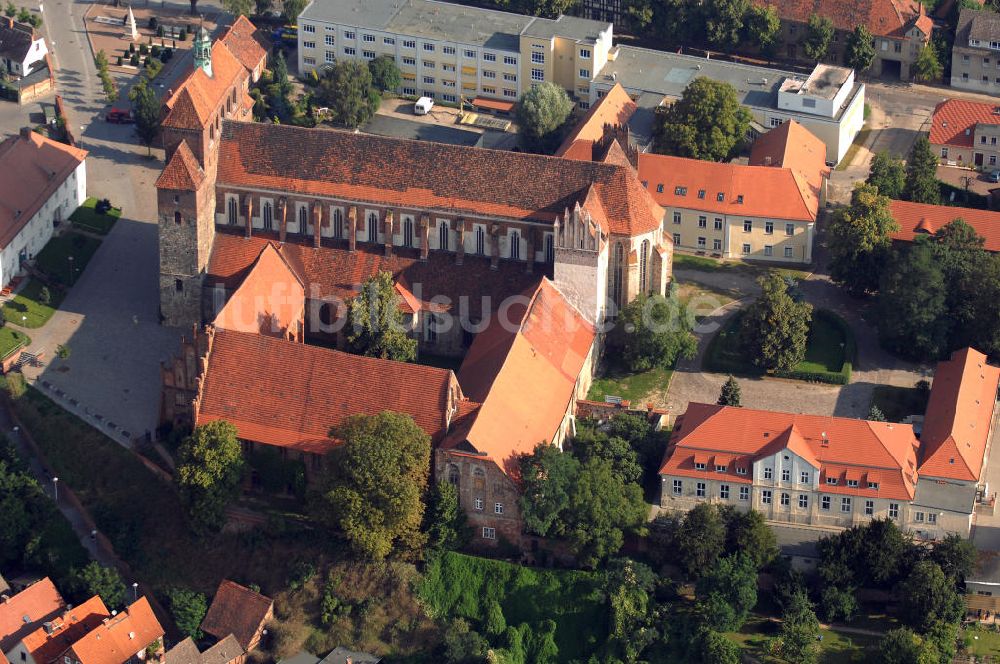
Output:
left=0, top=326, right=29, bottom=358
left=727, top=616, right=877, bottom=663
left=870, top=384, right=930, bottom=423
left=35, top=231, right=101, bottom=286
left=587, top=362, right=672, bottom=403
left=963, top=624, right=1000, bottom=658
left=2, top=279, right=62, bottom=328
left=69, top=197, right=122, bottom=235
left=419, top=551, right=608, bottom=661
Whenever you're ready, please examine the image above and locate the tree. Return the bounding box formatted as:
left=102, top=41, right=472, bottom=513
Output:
left=129, top=77, right=161, bottom=157
left=443, top=618, right=489, bottom=663
left=695, top=553, right=757, bottom=631
left=674, top=503, right=726, bottom=578
left=315, top=412, right=430, bottom=559
left=693, top=629, right=741, bottom=664
left=516, top=82, right=573, bottom=154
left=3, top=2, right=14, bottom=17
left=484, top=600, right=507, bottom=638
left=368, top=54, right=401, bottom=92
left=38, top=286, right=51, bottom=305
left=897, top=560, right=964, bottom=632
left=346, top=271, right=417, bottom=362
left=167, top=587, right=207, bottom=640
left=570, top=429, right=642, bottom=485
left=617, top=288, right=697, bottom=372
left=904, top=136, right=941, bottom=204
left=425, top=481, right=470, bottom=552
left=563, top=457, right=647, bottom=566
left=73, top=561, right=125, bottom=609
left=317, top=59, right=381, bottom=129
left=877, top=243, right=949, bottom=360
left=654, top=77, right=753, bottom=162
left=802, top=14, right=835, bottom=61
left=603, top=558, right=657, bottom=662
left=265, top=51, right=295, bottom=123
left=739, top=273, right=813, bottom=371
left=281, top=0, right=306, bottom=23
left=702, top=0, right=749, bottom=51
left=827, top=183, right=898, bottom=295
left=913, top=43, right=943, bottom=83
left=867, top=404, right=886, bottom=421
left=780, top=590, right=821, bottom=664
left=519, top=443, right=579, bottom=537
left=717, top=375, right=741, bottom=406
left=724, top=508, right=777, bottom=570
left=819, top=585, right=858, bottom=623
left=931, top=533, right=976, bottom=584
left=743, top=4, right=781, bottom=57
left=222, top=0, right=253, bottom=16
left=867, top=151, right=906, bottom=199
left=845, top=25, right=877, bottom=73
left=876, top=628, right=939, bottom=664
left=175, top=421, right=245, bottom=532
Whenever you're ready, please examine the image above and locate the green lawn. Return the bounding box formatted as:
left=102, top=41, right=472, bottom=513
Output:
left=69, top=197, right=122, bottom=235
left=588, top=363, right=672, bottom=403
left=3, top=279, right=62, bottom=328
left=35, top=231, right=101, bottom=286
left=419, top=551, right=607, bottom=662
left=795, top=314, right=847, bottom=373
left=870, top=385, right=930, bottom=422
left=673, top=253, right=811, bottom=280
left=728, top=617, right=878, bottom=663
left=0, top=326, right=30, bottom=358
left=964, top=625, right=1000, bottom=657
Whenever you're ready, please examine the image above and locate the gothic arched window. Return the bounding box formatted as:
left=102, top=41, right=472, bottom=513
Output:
left=639, top=239, right=650, bottom=293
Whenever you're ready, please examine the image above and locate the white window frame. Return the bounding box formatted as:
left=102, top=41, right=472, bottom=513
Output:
left=482, top=527, right=496, bottom=539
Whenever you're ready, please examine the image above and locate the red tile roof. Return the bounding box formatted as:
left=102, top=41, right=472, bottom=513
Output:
left=196, top=328, right=457, bottom=453
left=206, top=229, right=543, bottom=320
left=18, top=595, right=110, bottom=664
left=754, top=0, right=929, bottom=39
left=449, top=279, right=596, bottom=475
left=200, top=580, right=272, bottom=652
left=213, top=243, right=304, bottom=337
left=67, top=597, right=164, bottom=664
left=218, top=16, right=267, bottom=74
left=919, top=347, right=1000, bottom=482
left=0, top=130, right=86, bottom=251
left=0, top=578, right=65, bottom=652
left=216, top=121, right=662, bottom=237
left=556, top=83, right=637, bottom=160
left=930, top=98, right=1000, bottom=148
left=661, top=403, right=921, bottom=500
left=890, top=199, right=1000, bottom=252
left=749, top=120, right=830, bottom=182
left=155, top=140, right=205, bottom=190
left=163, top=38, right=246, bottom=130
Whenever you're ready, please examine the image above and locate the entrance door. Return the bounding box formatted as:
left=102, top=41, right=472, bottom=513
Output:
left=976, top=152, right=985, bottom=167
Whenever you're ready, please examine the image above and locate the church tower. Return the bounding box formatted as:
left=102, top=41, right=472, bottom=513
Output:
left=552, top=202, right=609, bottom=329
left=193, top=23, right=212, bottom=77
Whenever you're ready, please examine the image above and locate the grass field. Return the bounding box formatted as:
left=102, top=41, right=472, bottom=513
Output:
left=0, top=326, right=29, bottom=358
left=728, top=616, right=877, bottom=663
left=69, top=197, right=122, bottom=235
left=964, top=625, right=1000, bottom=657
left=870, top=385, right=930, bottom=422
left=3, top=279, right=62, bottom=328
left=35, top=231, right=101, bottom=286
left=419, top=552, right=607, bottom=661
left=795, top=314, right=847, bottom=373
left=588, top=363, right=673, bottom=403
left=673, top=253, right=811, bottom=280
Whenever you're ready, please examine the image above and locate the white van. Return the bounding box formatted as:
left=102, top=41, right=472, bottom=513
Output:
left=414, top=97, right=434, bottom=115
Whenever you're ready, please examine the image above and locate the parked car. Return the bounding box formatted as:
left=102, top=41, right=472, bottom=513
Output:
left=105, top=109, right=134, bottom=124
left=988, top=169, right=1000, bottom=183
left=414, top=97, right=434, bottom=115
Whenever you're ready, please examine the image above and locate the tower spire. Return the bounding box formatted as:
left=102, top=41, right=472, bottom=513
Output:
left=193, top=16, right=212, bottom=77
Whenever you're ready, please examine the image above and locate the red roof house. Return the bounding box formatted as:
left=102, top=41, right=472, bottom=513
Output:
left=200, top=580, right=273, bottom=652
left=890, top=199, right=1000, bottom=253
left=0, top=578, right=65, bottom=653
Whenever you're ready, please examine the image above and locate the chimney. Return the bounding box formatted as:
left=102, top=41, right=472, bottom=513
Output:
left=19, top=126, right=32, bottom=139
left=43, top=622, right=54, bottom=635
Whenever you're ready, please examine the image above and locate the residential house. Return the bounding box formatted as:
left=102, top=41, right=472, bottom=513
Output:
left=0, top=17, right=47, bottom=77
left=929, top=98, right=1000, bottom=171
left=0, top=579, right=65, bottom=653
left=61, top=597, right=164, bottom=664
left=200, top=581, right=273, bottom=653
left=165, top=635, right=244, bottom=664
left=754, top=0, right=932, bottom=80
left=658, top=348, right=1000, bottom=539
left=3, top=596, right=110, bottom=664
left=966, top=551, right=1000, bottom=618
left=951, top=8, right=1000, bottom=93
left=296, top=0, right=613, bottom=109
left=0, top=128, right=87, bottom=290
left=276, top=649, right=381, bottom=664
left=889, top=200, right=1000, bottom=252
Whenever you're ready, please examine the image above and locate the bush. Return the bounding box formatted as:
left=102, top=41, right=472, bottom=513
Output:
left=116, top=55, right=123, bottom=66
left=130, top=53, right=140, bottom=67
left=139, top=43, right=148, bottom=55
left=156, top=24, right=163, bottom=37
left=151, top=44, right=160, bottom=57
left=179, top=27, right=187, bottom=41
left=147, top=16, right=158, bottom=30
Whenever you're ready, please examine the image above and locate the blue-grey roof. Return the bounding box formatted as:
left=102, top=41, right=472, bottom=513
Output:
left=363, top=114, right=483, bottom=147
left=320, top=647, right=381, bottom=664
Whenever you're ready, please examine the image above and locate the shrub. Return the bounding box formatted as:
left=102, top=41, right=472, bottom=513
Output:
left=139, top=43, right=148, bottom=55
left=130, top=54, right=140, bottom=67
left=156, top=24, right=163, bottom=37
left=151, top=44, right=160, bottom=57
left=116, top=56, right=123, bottom=66
left=3, top=372, right=25, bottom=398
left=179, top=27, right=187, bottom=41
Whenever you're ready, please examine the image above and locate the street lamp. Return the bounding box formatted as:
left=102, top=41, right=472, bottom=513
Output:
left=52, top=476, right=58, bottom=501
left=132, top=582, right=138, bottom=601
left=68, top=255, right=74, bottom=286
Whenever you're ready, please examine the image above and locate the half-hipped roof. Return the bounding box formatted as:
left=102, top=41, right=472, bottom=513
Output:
left=200, top=580, right=273, bottom=652
left=67, top=597, right=164, bottom=664
left=890, top=199, right=1000, bottom=253
left=17, top=595, right=110, bottom=664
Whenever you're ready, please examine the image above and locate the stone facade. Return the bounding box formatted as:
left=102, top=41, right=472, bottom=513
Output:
left=435, top=449, right=524, bottom=547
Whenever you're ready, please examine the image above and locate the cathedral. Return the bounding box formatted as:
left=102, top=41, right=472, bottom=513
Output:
left=156, top=20, right=672, bottom=546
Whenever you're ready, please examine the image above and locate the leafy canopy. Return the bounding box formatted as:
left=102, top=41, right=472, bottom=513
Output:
left=802, top=14, right=835, bottom=61
left=845, top=25, right=877, bottom=72
left=317, top=59, right=381, bottom=129
left=617, top=287, right=697, bottom=373
left=347, top=271, right=418, bottom=362
left=827, top=183, right=899, bottom=295
left=175, top=420, right=245, bottom=533
left=129, top=78, right=161, bottom=156
left=739, top=273, right=813, bottom=371
left=516, top=82, right=574, bottom=154
left=904, top=135, right=941, bottom=205
left=654, top=77, right=753, bottom=162
left=167, top=587, right=208, bottom=640
left=867, top=150, right=906, bottom=199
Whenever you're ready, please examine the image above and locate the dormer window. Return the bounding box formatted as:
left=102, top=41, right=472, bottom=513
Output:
left=867, top=482, right=879, bottom=490
left=826, top=477, right=838, bottom=485
left=846, top=479, right=859, bottom=488
left=715, top=464, right=726, bottom=472
left=735, top=466, right=747, bottom=475
left=694, top=462, right=706, bottom=470
left=674, top=186, right=687, bottom=196
left=716, top=192, right=724, bottom=202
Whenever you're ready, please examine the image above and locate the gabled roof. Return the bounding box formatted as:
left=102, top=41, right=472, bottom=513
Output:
left=889, top=199, right=1000, bottom=252
left=216, top=121, right=663, bottom=237
left=959, top=8, right=1000, bottom=45
left=213, top=243, right=304, bottom=337
left=18, top=595, right=109, bottom=664
left=218, top=16, right=267, bottom=73
left=661, top=403, right=921, bottom=500
left=449, top=279, right=596, bottom=475
left=754, top=0, right=929, bottom=39
left=556, top=83, right=637, bottom=160
left=0, top=578, right=65, bottom=652
left=155, top=140, right=205, bottom=190
left=200, top=580, right=272, bottom=652
left=165, top=637, right=202, bottom=664
left=196, top=328, right=457, bottom=453
left=163, top=38, right=246, bottom=129
left=930, top=98, right=1000, bottom=148
left=0, top=130, right=86, bottom=251
left=918, top=347, right=1000, bottom=482
left=67, top=597, right=164, bottom=664
left=0, top=17, right=38, bottom=62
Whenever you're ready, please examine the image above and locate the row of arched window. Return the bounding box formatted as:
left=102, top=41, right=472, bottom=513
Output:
left=610, top=239, right=653, bottom=309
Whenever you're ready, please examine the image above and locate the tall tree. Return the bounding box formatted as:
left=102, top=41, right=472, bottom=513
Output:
left=129, top=77, right=160, bottom=157
left=743, top=4, right=781, bottom=57
left=897, top=560, right=965, bottom=632
left=265, top=51, right=295, bottom=123
left=619, top=0, right=653, bottom=33
left=931, top=533, right=977, bottom=585
left=702, top=0, right=750, bottom=51
left=368, top=54, right=401, bottom=92
left=802, top=14, right=835, bottom=61
left=867, top=151, right=906, bottom=199
left=695, top=553, right=757, bottom=631
left=315, top=411, right=430, bottom=559
left=780, top=590, right=821, bottom=664
left=913, top=43, right=943, bottom=82
left=904, top=135, right=941, bottom=204
left=519, top=442, right=580, bottom=537
left=167, top=588, right=207, bottom=640
left=827, top=183, right=899, bottom=295
left=617, top=288, right=697, bottom=372
left=724, top=508, right=777, bottom=570
left=175, top=421, right=245, bottom=532
left=280, top=0, right=306, bottom=23
left=603, top=558, right=657, bottom=662
left=564, top=457, right=648, bottom=566
left=674, top=503, right=726, bottom=578
left=875, top=628, right=939, bottom=664
left=73, top=562, right=126, bottom=610
left=877, top=242, right=949, bottom=360
left=570, top=428, right=642, bottom=485
left=317, top=59, right=381, bottom=129
left=739, top=273, right=813, bottom=371
left=845, top=25, right=876, bottom=73
left=516, top=81, right=573, bottom=154
left=189, top=0, right=197, bottom=15
left=717, top=375, right=742, bottom=407
left=654, top=77, right=753, bottom=162
left=346, top=271, right=418, bottom=362
left=424, top=481, right=470, bottom=553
